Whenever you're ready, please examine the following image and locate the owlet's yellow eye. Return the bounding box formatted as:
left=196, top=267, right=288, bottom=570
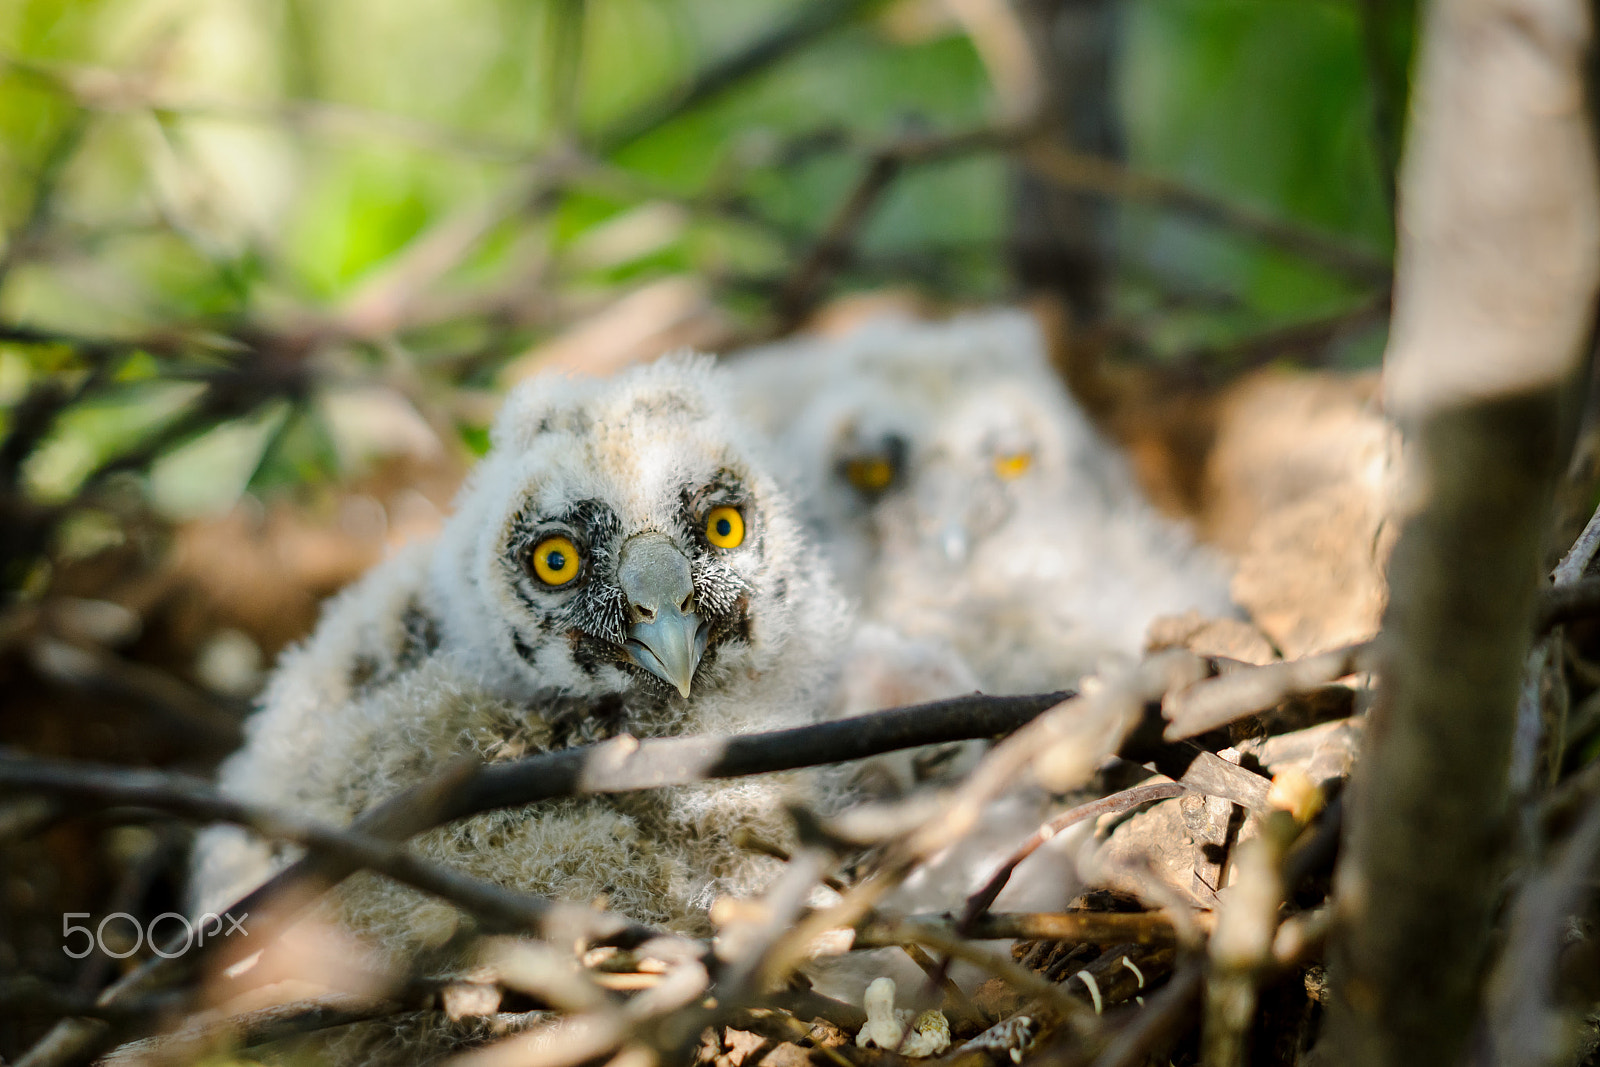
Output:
left=844, top=456, right=895, bottom=493
left=994, top=452, right=1033, bottom=480
left=705, top=506, right=745, bottom=549
left=530, top=536, right=581, bottom=586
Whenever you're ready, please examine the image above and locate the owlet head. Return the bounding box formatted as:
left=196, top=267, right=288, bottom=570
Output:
left=435, top=355, right=817, bottom=705
left=782, top=311, right=1108, bottom=586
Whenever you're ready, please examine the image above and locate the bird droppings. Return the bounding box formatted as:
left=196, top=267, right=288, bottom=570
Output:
left=855, top=977, right=952, bottom=1058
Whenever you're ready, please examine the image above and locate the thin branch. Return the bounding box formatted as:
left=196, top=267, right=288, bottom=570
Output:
left=958, top=782, right=1189, bottom=932
left=859, top=915, right=1103, bottom=1031
left=545, top=0, right=587, bottom=144
left=0, top=750, right=630, bottom=942
left=1168, top=291, right=1393, bottom=385
left=1484, top=789, right=1600, bottom=1065
left=1552, top=500, right=1600, bottom=585
left=768, top=124, right=1021, bottom=333
left=769, top=152, right=901, bottom=331
left=1534, top=574, right=1600, bottom=632
left=1024, top=141, right=1394, bottom=284
left=1201, top=811, right=1299, bottom=1067
left=1163, top=643, right=1375, bottom=741
left=452, top=689, right=1071, bottom=818
left=930, top=909, right=1205, bottom=945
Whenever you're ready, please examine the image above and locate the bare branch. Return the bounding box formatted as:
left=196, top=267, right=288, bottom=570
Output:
left=0, top=750, right=623, bottom=941
left=958, top=782, right=1189, bottom=931
left=1023, top=141, right=1394, bottom=284
left=1163, top=643, right=1374, bottom=741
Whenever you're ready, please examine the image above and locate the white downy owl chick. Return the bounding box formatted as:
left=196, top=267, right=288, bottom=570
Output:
left=189, top=355, right=850, bottom=960
left=727, top=309, right=1233, bottom=695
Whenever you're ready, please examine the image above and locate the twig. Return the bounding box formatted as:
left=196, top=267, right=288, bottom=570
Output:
left=859, top=916, right=1102, bottom=1031
left=900, top=942, right=988, bottom=1029
left=734, top=830, right=848, bottom=893
left=0, top=751, right=610, bottom=940
left=25, top=637, right=242, bottom=750
left=544, top=0, right=587, bottom=144
left=1169, top=291, right=1393, bottom=385
left=1201, top=811, right=1298, bottom=1067
left=758, top=654, right=1205, bottom=996
left=930, top=910, right=1204, bottom=945
left=1551, top=501, right=1600, bottom=585
left=771, top=151, right=904, bottom=331
left=0, top=349, right=120, bottom=492
left=1484, top=779, right=1600, bottom=1065
left=958, top=782, right=1189, bottom=933
left=1163, top=643, right=1375, bottom=741
left=0, top=52, right=535, bottom=161
left=452, top=689, right=1071, bottom=818
left=13, top=760, right=487, bottom=1067
left=97, top=993, right=417, bottom=1065
left=768, top=123, right=1021, bottom=332
left=1023, top=141, right=1393, bottom=284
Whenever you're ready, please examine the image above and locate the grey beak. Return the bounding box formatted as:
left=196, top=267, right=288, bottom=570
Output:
left=616, top=532, right=706, bottom=698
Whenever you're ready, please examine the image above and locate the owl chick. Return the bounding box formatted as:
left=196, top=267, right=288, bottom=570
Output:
left=189, top=355, right=849, bottom=960
left=726, top=309, right=1233, bottom=694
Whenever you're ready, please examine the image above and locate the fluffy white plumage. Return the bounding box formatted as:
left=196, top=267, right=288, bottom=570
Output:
left=189, top=355, right=850, bottom=958
left=726, top=308, right=1234, bottom=694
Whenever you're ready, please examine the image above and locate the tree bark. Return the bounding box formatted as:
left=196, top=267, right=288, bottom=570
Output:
left=1321, top=0, right=1600, bottom=1060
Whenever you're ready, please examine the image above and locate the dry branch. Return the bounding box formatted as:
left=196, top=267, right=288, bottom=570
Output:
left=958, top=782, right=1189, bottom=931
left=1023, top=142, right=1393, bottom=284
left=0, top=751, right=593, bottom=939
left=1163, top=643, right=1374, bottom=740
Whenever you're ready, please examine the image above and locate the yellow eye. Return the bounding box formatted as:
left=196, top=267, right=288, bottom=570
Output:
left=705, top=506, right=745, bottom=549
left=994, top=452, right=1033, bottom=480
left=530, top=536, right=581, bottom=586
left=844, top=456, right=895, bottom=493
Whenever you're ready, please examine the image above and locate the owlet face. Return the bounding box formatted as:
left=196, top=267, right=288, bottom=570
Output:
left=437, top=356, right=812, bottom=706
left=795, top=360, right=1111, bottom=598
left=826, top=381, right=1061, bottom=565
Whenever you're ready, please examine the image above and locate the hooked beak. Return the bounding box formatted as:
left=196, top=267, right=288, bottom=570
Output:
left=616, top=532, right=707, bottom=698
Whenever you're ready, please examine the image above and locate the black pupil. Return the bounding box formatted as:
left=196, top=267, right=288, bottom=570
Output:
left=715, top=517, right=732, bottom=537
left=545, top=549, right=566, bottom=572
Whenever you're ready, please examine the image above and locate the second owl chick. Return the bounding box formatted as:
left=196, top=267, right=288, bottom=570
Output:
left=727, top=309, right=1234, bottom=694
left=189, top=355, right=850, bottom=959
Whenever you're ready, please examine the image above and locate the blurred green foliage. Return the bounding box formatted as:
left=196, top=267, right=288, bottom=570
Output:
left=0, top=0, right=1408, bottom=536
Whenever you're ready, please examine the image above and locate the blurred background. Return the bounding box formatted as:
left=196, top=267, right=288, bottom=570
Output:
left=0, top=0, right=1407, bottom=1054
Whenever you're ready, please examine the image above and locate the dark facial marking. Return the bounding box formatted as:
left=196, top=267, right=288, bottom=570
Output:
left=348, top=653, right=378, bottom=692
left=511, top=633, right=539, bottom=667
left=396, top=599, right=441, bottom=670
